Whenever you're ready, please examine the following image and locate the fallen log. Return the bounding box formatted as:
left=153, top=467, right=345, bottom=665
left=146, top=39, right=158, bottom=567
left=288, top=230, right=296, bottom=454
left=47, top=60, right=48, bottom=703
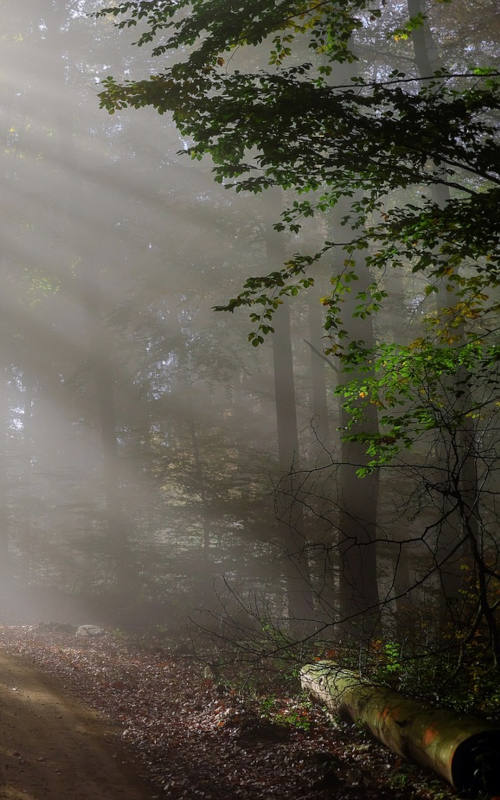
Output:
left=301, top=661, right=500, bottom=796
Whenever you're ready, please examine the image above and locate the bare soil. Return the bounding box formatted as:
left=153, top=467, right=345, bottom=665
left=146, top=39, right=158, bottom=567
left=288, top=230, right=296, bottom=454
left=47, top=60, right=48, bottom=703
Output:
left=0, top=648, right=156, bottom=800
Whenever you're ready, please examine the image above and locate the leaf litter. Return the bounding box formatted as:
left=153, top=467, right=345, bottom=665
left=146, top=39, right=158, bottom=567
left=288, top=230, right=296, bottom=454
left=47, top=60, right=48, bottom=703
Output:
left=0, top=625, right=456, bottom=800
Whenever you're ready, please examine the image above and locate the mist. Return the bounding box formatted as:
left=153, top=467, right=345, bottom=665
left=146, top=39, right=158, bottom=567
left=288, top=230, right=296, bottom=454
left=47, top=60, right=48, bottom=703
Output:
left=0, top=0, right=497, bottom=661
left=0, top=1, right=315, bottom=633
left=0, top=2, right=498, bottom=798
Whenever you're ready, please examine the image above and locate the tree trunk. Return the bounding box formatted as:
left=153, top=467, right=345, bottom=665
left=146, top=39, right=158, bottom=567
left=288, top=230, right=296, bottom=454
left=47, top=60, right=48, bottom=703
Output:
left=408, top=0, right=481, bottom=629
left=96, top=327, right=135, bottom=604
left=320, top=54, right=381, bottom=634
left=338, top=376, right=380, bottom=632
left=308, top=293, right=330, bottom=453
left=301, top=661, right=500, bottom=795
left=272, top=299, right=315, bottom=631
left=79, top=274, right=136, bottom=610
left=335, top=233, right=380, bottom=634
left=265, top=206, right=315, bottom=633
left=304, top=284, right=338, bottom=623
left=0, top=370, right=10, bottom=594
left=22, top=374, right=36, bottom=581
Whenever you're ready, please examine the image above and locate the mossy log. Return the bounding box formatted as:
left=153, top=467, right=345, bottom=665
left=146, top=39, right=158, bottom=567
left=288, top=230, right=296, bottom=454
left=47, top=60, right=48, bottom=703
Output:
left=301, top=661, right=500, bottom=795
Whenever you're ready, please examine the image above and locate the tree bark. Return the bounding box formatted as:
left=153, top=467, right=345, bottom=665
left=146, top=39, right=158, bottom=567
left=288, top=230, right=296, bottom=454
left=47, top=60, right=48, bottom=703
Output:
left=335, top=237, right=380, bottom=634
left=408, top=0, right=482, bottom=630
left=265, top=206, right=315, bottom=633
left=307, top=293, right=330, bottom=453
left=301, top=661, right=500, bottom=795
left=0, top=370, right=10, bottom=592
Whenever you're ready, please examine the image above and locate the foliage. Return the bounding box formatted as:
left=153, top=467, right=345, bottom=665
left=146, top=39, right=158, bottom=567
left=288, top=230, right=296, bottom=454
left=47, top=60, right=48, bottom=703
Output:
left=337, top=331, right=499, bottom=474
left=95, top=0, right=500, bottom=460
left=315, top=626, right=500, bottom=715
left=259, top=694, right=314, bottom=730
left=95, top=0, right=499, bottom=340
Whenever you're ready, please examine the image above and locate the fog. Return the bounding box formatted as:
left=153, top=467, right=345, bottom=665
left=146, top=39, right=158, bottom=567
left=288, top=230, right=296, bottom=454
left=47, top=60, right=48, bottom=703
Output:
left=0, top=1, right=318, bottom=632
left=0, top=0, right=497, bottom=659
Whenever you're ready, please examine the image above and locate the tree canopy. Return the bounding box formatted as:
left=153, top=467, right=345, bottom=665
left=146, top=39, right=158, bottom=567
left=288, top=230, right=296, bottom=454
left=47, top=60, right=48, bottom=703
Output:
left=96, top=1, right=499, bottom=323
left=96, top=0, right=499, bottom=463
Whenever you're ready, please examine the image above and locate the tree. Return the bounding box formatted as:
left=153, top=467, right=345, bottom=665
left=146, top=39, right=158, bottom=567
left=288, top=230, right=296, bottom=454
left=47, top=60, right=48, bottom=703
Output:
left=264, top=194, right=316, bottom=631
left=94, top=0, right=499, bottom=658
left=95, top=0, right=498, bottom=331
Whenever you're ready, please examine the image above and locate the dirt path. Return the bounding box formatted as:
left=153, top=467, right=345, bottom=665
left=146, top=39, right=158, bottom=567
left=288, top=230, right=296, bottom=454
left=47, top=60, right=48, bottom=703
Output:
left=0, top=650, right=156, bottom=800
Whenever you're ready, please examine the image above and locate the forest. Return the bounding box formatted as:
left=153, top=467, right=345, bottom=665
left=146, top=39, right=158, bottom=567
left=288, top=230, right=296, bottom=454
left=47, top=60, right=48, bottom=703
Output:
left=0, top=1, right=498, bottom=799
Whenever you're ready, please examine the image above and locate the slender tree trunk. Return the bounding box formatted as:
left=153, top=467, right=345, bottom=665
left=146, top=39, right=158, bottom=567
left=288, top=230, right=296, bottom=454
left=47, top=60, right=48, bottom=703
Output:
left=80, top=277, right=136, bottom=610
left=379, top=250, right=417, bottom=631
left=272, top=300, right=301, bottom=478
left=408, top=0, right=437, bottom=77
left=306, top=288, right=339, bottom=621
left=320, top=58, right=380, bottom=636
left=308, top=293, right=330, bottom=452
left=338, top=304, right=380, bottom=633
left=409, top=0, right=480, bottom=625
left=332, top=214, right=380, bottom=635
left=23, top=375, right=35, bottom=581
left=272, top=299, right=315, bottom=630
left=265, top=206, right=315, bottom=633
left=188, top=416, right=211, bottom=559
left=0, top=371, right=10, bottom=592
left=394, top=544, right=415, bottom=640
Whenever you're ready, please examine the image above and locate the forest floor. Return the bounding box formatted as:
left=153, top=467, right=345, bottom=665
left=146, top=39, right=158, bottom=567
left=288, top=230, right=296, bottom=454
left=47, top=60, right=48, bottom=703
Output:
left=0, top=625, right=460, bottom=800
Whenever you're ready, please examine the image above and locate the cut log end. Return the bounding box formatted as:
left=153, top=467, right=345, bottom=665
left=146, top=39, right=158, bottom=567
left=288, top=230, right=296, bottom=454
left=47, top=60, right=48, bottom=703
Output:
left=452, top=730, right=500, bottom=795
